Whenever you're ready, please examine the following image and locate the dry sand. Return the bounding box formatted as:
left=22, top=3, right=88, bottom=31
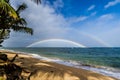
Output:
left=0, top=50, right=119, bottom=80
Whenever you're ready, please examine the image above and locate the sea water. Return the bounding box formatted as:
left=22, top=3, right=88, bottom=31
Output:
left=2, top=47, right=120, bottom=79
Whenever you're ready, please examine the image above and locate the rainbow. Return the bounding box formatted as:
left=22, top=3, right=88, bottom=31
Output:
left=27, top=39, right=86, bottom=47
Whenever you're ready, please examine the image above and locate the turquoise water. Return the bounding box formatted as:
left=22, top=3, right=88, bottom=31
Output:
left=2, top=47, right=120, bottom=79
left=3, top=47, right=120, bottom=68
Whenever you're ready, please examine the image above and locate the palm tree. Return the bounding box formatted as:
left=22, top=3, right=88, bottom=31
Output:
left=8, top=3, right=33, bottom=35
left=0, top=0, right=41, bottom=19
left=0, top=1, right=37, bottom=45
left=0, top=2, right=33, bottom=32
left=0, top=0, right=41, bottom=30
left=0, top=0, right=18, bottom=19
left=0, top=29, right=10, bottom=46
left=0, top=0, right=41, bottom=45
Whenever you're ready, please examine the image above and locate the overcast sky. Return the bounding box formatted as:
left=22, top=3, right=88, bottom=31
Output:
left=3, top=0, right=120, bottom=47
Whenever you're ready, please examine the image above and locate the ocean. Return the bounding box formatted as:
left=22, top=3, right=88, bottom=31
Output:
left=2, top=47, right=120, bottom=79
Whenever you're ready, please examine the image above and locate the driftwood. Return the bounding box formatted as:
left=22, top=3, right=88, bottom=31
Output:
left=4, top=63, right=23, bottom=80
left=0, top=53, right=8, bottom=62
left=0, top=53, right=18, bottom=62
left=0, top=53, right=30, bottom=80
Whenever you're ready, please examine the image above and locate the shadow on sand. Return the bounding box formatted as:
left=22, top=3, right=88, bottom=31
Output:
left=0, top=51, right=117, bottom=80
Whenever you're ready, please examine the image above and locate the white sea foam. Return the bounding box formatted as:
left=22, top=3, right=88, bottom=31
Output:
left=30, top=53, right=120, bottom=79
left=79, top=66, right=120, bottom=79
left=0, top=49, right=120, bottom=79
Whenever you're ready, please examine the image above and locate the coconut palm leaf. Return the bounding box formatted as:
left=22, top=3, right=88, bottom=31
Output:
left=0, top=0, right=40, bottom=45
left=0, top=0, right=18, bottom=19
left=16, top=3, right=27, bottom=14
left=0, top=29, right=10, bottom=45
left=3, top=15, right=33, bottom=35
left=0, top=29, right=10, bottom=39
left=31, top=0, right=41, bottom=4
left=12, top=26, right=33, bottom=35
left=0, top=1, right=33, bottom=35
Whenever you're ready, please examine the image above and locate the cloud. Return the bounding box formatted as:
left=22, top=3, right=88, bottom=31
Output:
left=3, top=0, right=68, bottom=47
left=90, top=11, right=97, bottom=16
left=53, top=0, right=64, bottom=9
left=97, top=14, right=114, bottom=21
left=104, top=0, right=120, bottom=9
left=77, top=13, right=120, bottom=47
left=53, top=0, right=64, bottom=13
left=42, top=0, right=64, bottom=13
left=67, top=11, right=97, bottom=24
left=3, top=0, right=117, bottom=47
left=67, top=16, right=88, bottom=23
left=87, top=5, right=95, bottom=11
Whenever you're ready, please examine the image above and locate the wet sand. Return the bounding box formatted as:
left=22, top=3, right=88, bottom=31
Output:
left=0, top=50, right=118, bottom=80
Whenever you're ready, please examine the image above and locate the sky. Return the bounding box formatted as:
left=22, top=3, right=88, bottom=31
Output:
left=2, top=0, right=120, bottom=47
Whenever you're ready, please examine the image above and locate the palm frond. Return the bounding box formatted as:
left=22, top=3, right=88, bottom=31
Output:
left=0, top=29, right=10, bottom=39
left=0, top=0, right=18, bottom=19
left=14, top=18, right=27, bottom=26
left=31, top=0, right=41, bottom=4
left=16, top=3, right=27, bottom=13
left=12, top=26, right=33, bottom=35
left=5, top=0, right=9, bottom=3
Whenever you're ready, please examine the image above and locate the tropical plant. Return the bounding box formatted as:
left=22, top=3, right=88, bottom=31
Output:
left=31, top=0, right=41, bottom=4
left=0, top=0, right=41, bottom=45
left=0, top=30, right=10, bottom=46
left=0, top=0, right=18, bottom=19
left=0, top=0, right=41, bottom=19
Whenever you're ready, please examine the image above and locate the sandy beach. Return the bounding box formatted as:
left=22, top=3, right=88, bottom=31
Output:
left=0, top=50, right=118, bottom=80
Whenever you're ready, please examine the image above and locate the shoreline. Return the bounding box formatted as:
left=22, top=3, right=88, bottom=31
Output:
left=1, top=49, right=120, bottom=79
left=0, top=49, right=119, bottom=80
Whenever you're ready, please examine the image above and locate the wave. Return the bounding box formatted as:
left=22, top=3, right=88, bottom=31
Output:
left=28, top=53, right=120, bottom=79
left=1, top=48, right=120, bottom=79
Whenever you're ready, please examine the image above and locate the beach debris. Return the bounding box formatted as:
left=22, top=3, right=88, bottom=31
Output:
left=0, top=53, right=8, bottom=62
left=4, top=63, right=23, bottom=80
left=0, top=53, right=31, bottom=80
left=10, top=54, right=18, bottom=62
left=0, top=52, right=18, bottom=62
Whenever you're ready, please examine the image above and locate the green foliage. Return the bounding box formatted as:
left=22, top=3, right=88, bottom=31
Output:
left=31, top=0, right=41, bottom=4
left=0, top=77, right=5, bottom=80
left=0, top=29, right=10, bottom=44
left=0, top=0, right=40, bottom=46
left=16, top=3, right=27, bottom=14
left=0, top=0, right=18, bottom=19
